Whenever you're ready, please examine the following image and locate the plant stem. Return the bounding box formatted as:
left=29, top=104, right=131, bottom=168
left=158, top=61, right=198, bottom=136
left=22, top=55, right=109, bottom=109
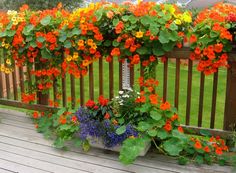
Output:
left=152, top=138, right=166, bottom=155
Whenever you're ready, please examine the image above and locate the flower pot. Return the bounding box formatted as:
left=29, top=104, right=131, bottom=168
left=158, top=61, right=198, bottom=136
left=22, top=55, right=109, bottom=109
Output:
left=87, top=136, right=151, bottom=156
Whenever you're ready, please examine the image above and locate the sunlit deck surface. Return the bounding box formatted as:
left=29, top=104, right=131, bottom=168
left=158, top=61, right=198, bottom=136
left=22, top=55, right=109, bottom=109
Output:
left=0, top=109, right=233, bottom=173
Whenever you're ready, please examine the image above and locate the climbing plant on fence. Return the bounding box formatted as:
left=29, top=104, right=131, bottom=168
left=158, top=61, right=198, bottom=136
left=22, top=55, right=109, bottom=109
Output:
left=0, top=1, right=236, bottom=165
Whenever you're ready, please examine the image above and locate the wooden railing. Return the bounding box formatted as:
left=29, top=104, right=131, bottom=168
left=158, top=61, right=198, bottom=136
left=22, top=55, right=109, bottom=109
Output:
left=1, top=48, right=236, bottom=138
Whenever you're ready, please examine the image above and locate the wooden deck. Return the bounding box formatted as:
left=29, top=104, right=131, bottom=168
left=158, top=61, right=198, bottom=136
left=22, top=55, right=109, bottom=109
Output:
left=0, top=109, right=233, bottom=173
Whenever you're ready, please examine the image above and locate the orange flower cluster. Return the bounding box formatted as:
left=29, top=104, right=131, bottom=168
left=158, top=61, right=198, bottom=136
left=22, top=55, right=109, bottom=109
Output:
left=21, top=93, right=36, bottom=103
left=31, top=67, right=60, bottom=77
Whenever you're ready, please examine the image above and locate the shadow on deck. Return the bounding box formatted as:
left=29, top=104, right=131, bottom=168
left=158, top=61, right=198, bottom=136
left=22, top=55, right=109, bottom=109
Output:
left=0, top=109, right=233, bottom=173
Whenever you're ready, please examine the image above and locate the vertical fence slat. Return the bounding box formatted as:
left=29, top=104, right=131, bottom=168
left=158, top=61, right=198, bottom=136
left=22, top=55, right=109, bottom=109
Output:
left=198, top=72, right=205, bottom=127
left=4, top=52, right=10, bottom=99
left=70, top=75, right=75, bottom=108
left=99, top=58, right=103, bottom=96
left=89, top=64, right=94, bottom=100
left=163, top=58, right=168, bottom=102
left=27, top=65, right=32, bottom=91
left=174, top=58, right=180, bottom=109
left=19, top=66, right=25, bottom=95
left=224, top=60, right=236, bottom=130
left=0, top=53, right=3, bottom=98
left=210, top=71, right=218, bottom=129
left=186, top=59, right=193, bottom=125
left=109, top=57, right=114, bottom=100
left=12, top=65, right=18, bottom=100
left=119, top=61, right=122, bottom=91
left=62, top=74, right=67, bottom=107
left=130, top=65, right=134, bottom=88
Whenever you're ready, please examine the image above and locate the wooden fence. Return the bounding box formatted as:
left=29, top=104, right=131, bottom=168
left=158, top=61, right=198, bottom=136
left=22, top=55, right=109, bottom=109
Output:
left=1, top=48, right=236, bottom=138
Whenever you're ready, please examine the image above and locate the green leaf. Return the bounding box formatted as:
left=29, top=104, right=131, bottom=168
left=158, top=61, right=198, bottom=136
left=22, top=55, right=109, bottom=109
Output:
left=162, top=41, right=176, bottom=52
left=6, top=30, right=16, bottom=37
left=199, top=129, right=211, bottom=137
left=104, top=40, right=111, bottom=47
left=58, top=124, right=71, bottom=131
left=116, top=125, right=126, bottom=135
left=149, top=24, right=159, bottom=35
left=112, top=18, right=119, bottom=26
left=128, top=16, right=137, bottom=24
left=210, top=31, right=219, bottom=38
left=172, top=130, right=187, bottom=142
left=148, top=129, right=157, bottom=137
left=71, top=28, right=81, bottom=36
left=169, top=23, right=178, bottom=31
left=157, top=129, right=169, bottom=139
left=57, top=108, right=66, bottom=116
left=136, top=47, right=148, bottom=55
left=163, top=138, right=184, bottom=156
left=41, top=49, right=52, bottom=59
left=140, top=16, right=151, bottom=26
left=74, top=139, right=82, bottom=148
left=64, top=40, right=72, bottom=48
left=122, top=15, right=129, bottom=22
left=53, top=138, right=65, bottom=149
left=30, top=41, right=37, bottom=48
left=37, top=36, right=45, bottom=43
left=153, top=47, right=164, bottom=56
left=137, top=121, right=151, bottom=132
left=94, top=9, right=103, bottom=22
left=40, top=16, right=51, bottom=26
left=159, top=30, right=170, bottom=44
left=178, top=156, right=189, bottom=165
left=195, top=155, right=204, bottom=165
left=112, top=40, right=119, bottom=47
left=23, top=24, right=34, bottom=35
left=150, top=110, right=162, bottom=121
left=83, top=140, right=90, bottom=152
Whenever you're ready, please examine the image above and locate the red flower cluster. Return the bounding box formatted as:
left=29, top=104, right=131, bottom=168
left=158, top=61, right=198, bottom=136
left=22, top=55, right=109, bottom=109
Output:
left=21, top=93, right=36, bottom=103
left=98, top=95, right=109, bottom=106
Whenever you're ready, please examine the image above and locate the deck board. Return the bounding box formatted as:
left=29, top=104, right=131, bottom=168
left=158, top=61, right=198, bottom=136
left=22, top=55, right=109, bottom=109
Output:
left=0, top=109, right=233, bottom=173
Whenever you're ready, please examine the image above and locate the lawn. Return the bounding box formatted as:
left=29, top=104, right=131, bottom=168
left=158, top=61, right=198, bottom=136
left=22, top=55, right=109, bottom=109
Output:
left=53, top=59, right=227, bottom=130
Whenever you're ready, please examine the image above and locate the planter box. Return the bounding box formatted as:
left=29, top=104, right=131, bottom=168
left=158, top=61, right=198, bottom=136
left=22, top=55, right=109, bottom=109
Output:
left=87, top=136, right=151, bottom=156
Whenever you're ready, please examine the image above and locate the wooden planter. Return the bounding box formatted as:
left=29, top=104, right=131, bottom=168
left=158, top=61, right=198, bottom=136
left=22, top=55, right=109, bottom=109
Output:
left=87, top=136, right=151, bottom=156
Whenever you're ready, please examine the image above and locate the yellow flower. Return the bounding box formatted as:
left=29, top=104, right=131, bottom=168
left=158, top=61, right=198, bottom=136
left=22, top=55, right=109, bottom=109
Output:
left=87, top=39, right=93, bottom=46
left=136, top=31, right=144, bottom=38
left=181, top=12, right=192, bottom=23
left=91, top=43, right=97, bottom=49
left=82, top=60, right=91, bottom=67
left=6, top=59, right=11, bottom=65
left=13, top=21, right=18, bottom=25
left=78, top=39, right=84, bottom=46
left=1, top=42, right=5, bottom=47
left=137, top=0, right=143, bottom=4
left=5, top=44, right=10, bottom=49
left=66, top=55, right=72, bottom=62
left=174, top=19, right=182, bottom=25
left=11, top=17, right=17, bottom=22
left=72, top=52, right=79, bottom=60
left=4, top=68, right=10, bottom=74
left=80, top=17, right=86, bottom=24
left=0, top=64, right=5, bottom=71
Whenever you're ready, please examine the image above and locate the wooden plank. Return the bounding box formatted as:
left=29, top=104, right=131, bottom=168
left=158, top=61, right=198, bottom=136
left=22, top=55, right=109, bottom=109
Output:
left=5, top=70, right=10, bottom=99
left=0, top=150, right=88, bottom=173
left=99, top=58, right=103, bottom=95
left=0, top=159, right=49, bottom=173
left=163, top=58, right=168, bottom=102
left=174, top=59, right=180, bottom=109
left=0, top=99, right=56, bottom=112
left=12, top=65, right=18, bottom=100
left=198, top=72, right=205, bottom=127
left=210, top=71, right=218, bottom=129
left=80, top=77, right=84, bottom=105
left=130, top=65, right=134, bottom=88
left=62, top=75, right=67, bottom=107
left=109, top=57, right=114, bottom=100
left=0, top=70, right=3, bottom=98
left=185, top=59, right=193, bottom=125
left=27, top=65, right=33, bottom=92
left=119, top=62, right=122, bottom=91
left=89, top=64, right=94, bottom=100
left=0, top=167, right=16, bottom=173
left=70, top=75, right=75, bottom=109
left=224, top=56, right=236, bottom=130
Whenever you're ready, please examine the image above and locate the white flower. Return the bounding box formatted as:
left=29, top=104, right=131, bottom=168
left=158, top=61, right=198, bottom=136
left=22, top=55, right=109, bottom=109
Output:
left=119, top=91, right=124, bottom=95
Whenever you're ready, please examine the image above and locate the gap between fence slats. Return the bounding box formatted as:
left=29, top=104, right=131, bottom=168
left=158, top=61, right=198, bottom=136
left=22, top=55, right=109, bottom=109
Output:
left=99, top=58, right=103, bottom=95
left=119, top=62, right=122, bottom=91
left=89, top=64, right=94, bottom=100
left=210, top=71, right=218, bottom=129
left=186, top=59, right=193, bottom=125
left=70, top=75, right=75, bottom=109
left=174, top=59, right=180, bottom=109
left=109, top=57, right=114, bottom=100
left=140, top=64, right=144, bottom=91
left=130, top=65, right=134, bottom=88
left=163, top=58, right=168, bottom=102
left=19, top=67, right=25, bottom=96
left=80, top=77, right=84, bottom=106
left=53, top=79, right=57, bottom=103
left=198, top=72, right=205, bottom=127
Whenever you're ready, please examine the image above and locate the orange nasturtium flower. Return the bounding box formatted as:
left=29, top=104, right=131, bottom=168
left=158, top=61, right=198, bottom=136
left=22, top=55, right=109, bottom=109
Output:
left=194, top=141, right=202, bottom=149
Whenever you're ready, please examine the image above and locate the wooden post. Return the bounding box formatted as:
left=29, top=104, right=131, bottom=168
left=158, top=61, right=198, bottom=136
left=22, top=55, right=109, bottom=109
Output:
left=224, top=59, right=236, bottom=131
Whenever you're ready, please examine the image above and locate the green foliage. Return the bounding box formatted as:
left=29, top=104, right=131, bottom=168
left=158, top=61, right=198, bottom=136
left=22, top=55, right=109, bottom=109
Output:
left=1, top=0, right=83, bottom=11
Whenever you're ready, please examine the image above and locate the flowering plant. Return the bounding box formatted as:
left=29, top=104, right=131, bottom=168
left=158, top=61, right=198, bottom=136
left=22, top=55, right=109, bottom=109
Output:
left=189, top=3, right=235, bottom=75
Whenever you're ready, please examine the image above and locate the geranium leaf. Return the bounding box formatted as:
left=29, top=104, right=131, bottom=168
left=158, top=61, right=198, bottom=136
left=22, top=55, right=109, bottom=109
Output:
left=40, top=16, right=51, bottom=26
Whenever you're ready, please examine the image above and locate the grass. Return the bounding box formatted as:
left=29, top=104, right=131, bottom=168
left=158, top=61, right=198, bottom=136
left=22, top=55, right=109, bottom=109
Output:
left=1, top=60, right=227, bottom=130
